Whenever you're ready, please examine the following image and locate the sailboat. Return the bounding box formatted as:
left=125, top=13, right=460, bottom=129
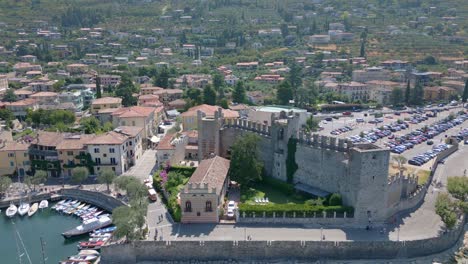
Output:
left=28, top=203, right=38, bottom=216
left=18, top=202, right=30, bottom=216
left=39, top=200, right=48, bottom=209
left=6, top=204, right=17, bottom=217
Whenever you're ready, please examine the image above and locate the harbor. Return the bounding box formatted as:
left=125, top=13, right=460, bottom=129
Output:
left=0, top=188, right=122, bottom=264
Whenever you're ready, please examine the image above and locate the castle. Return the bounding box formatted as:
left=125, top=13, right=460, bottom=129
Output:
left=197, top=108, right=422, bottom=226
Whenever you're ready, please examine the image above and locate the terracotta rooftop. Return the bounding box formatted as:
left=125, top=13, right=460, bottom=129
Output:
left=85, top=131, right=128, bottom=145
left=30, top=91, right=58, bottom=97
left=56, top=134, right=97, bottom=150
left=155, top=133, right=175, bottom=150
left=183, top=130, right=198, bottom=138
left=186, top=156, right=230, bottom=195
left=32, top=131, right=66, bottom=147
left=115, top=126, right=143, bottom=137
left=168, top=99, right=186, bottom=106
left=153, top=89, right=183, bottom=95
left=7, top=98, right=36, bottom=106
left=14, top=90, right=34, bottom=95
left=139, top=94, right=159, bottom=100
left=229, top=104, right=250, bottom=111
left=91, top=97, right=122, bottom=105
left=111, top=106, right=156, bottom=118
left=0, top=142, right=30, bottom=151
left=180, top=104, right=239, bottom=118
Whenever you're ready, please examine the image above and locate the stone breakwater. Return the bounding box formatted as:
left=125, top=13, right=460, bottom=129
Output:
left=102, top=221, right=465, bottom=264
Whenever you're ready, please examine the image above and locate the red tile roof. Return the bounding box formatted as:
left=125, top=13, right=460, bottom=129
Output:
left=91, top=97, right=122, bottom=105
left=85, top=131, right=128, bottom=145
left=111, top=106, right=156, bottom=118
left=180, top=104, right=239, bottom=118
left=186, top=156, right=230, bottom=195
left=155, top=133, right=175, bottom=150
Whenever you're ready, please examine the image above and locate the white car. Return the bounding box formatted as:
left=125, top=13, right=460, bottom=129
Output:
left=227, top=209, right=235, bottom=218
left=227, top=201, right=236, bottom=210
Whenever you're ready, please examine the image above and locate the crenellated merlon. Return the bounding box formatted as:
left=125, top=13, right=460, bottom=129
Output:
left=296, top=132, right=351, bottom=152
left=223, top=118, right=271, bottom=136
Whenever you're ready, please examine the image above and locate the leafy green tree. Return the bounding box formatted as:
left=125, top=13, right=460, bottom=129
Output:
left=0, top=109, right=14, bottom=122
left=115, top=75, right=137, bottom=106
left=218, top=99, right=229, bottom=109
left=3, top=89, right=17, bottom=102
left=288, top=61, right=302, bottom=93
left=155, top=67, right=169, bottom=88
left=328, top=193, right=343, bottom=206
left=0, top=176, right=12, bottom=196
left=232, top=81, right=246, bottom=104
left=203, top=85, right=217, bottom=105
left=435, top=193, right=458, bottom=229
left=98, top=168, right=116, bottom=193
left=305, top=116, right=319, bottom=132
left=447, top=177, right=468, bottom=202
left=390, top=87, right=404, bottom=106
left=228, top=134, right=263, bottom=187
left=71, top=167, right=89, bottom=185
left=276, top=81, right=293, bottom=105
left=410, top=81, right=424, bottom=105
left=95, top=76, right=102, bottom=99
left=186, top=88, right=203, bottom=105
left=25, top=170, right=48, bottom=191
left=423, top=55, right=437, bottom=65
left=80, top=116, right=102, bottom=134
left=112, top=202, right=147, bottom=241
left=405, top=80, right=411, bottom=105
left=392, top=155, right=407, bottom=176
left=462, top=79, right=468, bottom=104
left=212, top=73, right=224, bottom=91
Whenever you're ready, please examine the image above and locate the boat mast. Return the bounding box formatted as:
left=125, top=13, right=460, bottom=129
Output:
left=12, top=221, right=33, bottom=264
left=13, top=221, right=23, bottom=264
left=40, top=237, right=47, bottom=264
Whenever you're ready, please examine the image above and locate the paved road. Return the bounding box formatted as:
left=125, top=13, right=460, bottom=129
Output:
left=156, top=144, right=468, bottom=242
left=124, top=149, right=157, bottom=182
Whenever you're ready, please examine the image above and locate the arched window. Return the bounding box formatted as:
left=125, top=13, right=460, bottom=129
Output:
left=205, top=201, right=212, bottom=212
left=185, top=201, right=192, bottom=212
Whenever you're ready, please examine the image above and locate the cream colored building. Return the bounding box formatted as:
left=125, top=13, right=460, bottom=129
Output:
left=56, top=134, right=97, bottom=178
left=0, top=141, right=30, bottom=177
left=91, top=97, right=122, bottom=114
left=180, top=156, right=230, bottom=223
left=30, top=91, right=59, bottom=105
left=85, top=127, right=143, bottom=175
left=111, top=106, right=157, bottom=148
left=5, top=98, right=38, bottom=120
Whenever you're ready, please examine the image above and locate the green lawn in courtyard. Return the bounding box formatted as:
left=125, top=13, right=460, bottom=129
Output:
left=241, top=179, right=311, bottom=205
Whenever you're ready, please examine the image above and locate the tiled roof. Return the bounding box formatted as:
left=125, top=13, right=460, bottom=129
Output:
left=85, top=131, right=128, bottom=145
left=229, top=104, right=250, bottom=111
left=155, top=133, right=175, bottom=150
left=30, top=92, right=58, bottom=97
left=186, top=156, right=230, bottom=195
left=8, top=98, right=36, bottom=106
left=111, top=106, right=156, bottom=118
left=115, top=126, right=143, bottom=137
left=180, top=104, right=239, bottom=118
left=0, top=142, right=30, bottom=151
left=32, top=131, right=66, bottom=147
left=91, top=97, right=122, bottom=105
left=168, top=99, right=186, bottom=106
left=56, top=134, right=97, bottom=150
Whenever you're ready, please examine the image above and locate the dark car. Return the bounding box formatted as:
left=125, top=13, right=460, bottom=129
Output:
left=427, top=140, right=434, bottom=145
left=325, top=117, right=333, bottom=122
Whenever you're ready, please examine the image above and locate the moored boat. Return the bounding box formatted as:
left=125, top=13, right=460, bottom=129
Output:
left=62, top=215, right=112, bottom=238
left=6, top=204, right=17, bottom=217
left=77, top=240, right=105, bottom=250
left=92, top=226, right=116, bottom=234
left=78, top=249, right=100, bottom=256
left=59, top=261, right=90, bottom=264
left=18, top=203, right=30, bottom=216
left=39, top=200, right=48, bottom=209
left=28, top=203, right=38, bottom=216
left=68, top=254, right=98, bottom=262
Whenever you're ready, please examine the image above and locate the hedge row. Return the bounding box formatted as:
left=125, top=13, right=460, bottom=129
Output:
left=239, top=203, right=354, bottom=218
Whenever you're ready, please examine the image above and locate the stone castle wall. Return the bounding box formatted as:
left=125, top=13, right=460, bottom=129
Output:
left=101, top=219, right=465, bottom=263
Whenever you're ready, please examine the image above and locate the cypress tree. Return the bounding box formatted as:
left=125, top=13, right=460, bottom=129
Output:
left=405, top=79, right=411, bottom=105
left=360, top=40, right=365, bottom=57
left=95, top=76, right=102, bottom=99
left=462, top=79, right=468, bottom=103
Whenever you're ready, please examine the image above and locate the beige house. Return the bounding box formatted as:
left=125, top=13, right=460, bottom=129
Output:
left=180, top=104, right=239, bottom=131
left=30, top=91, right=58, bottom=105
left=6, top=98, right=38, bottom=120
left=91, top=97, right=122, bottom=114
left=0, top=141, right=30, bottom=177
left=155, top=132, right=187, bottom=167
left=180, top=156, right=230, bottom=223
left=85, top=127, right=142, bottom=175
left=111, top=106, right=156, bottom=148
left=56, top=134, right=96, bottom=178
left=66, top=63, right=89, bottom=74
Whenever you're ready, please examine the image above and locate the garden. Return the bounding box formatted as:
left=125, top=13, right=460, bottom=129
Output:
left=238, top=177, right=354, bottom=218
left=153, top=163, right=196, bottom=222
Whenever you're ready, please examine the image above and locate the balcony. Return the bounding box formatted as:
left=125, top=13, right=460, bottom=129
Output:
left=29, top=148, right=58, bottom=157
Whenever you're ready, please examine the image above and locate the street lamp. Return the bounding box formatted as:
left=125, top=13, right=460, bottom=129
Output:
left=320, top=227, right=323, bottom=241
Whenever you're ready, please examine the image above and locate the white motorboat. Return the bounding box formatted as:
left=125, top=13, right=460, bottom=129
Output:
left=18, top=203, right=30, bottom=216
left=39, top=200, right=48, bottom=209
left=6, top=204, right=17, bottom=217
left=28, top=203, right=38, bottom=216
left=78, top=249, right=100, bottom=256
left=68, top=254, right=98, bottom=262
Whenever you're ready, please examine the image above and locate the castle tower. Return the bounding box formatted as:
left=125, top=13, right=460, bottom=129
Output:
left=197, top=109, right=222, bottom=161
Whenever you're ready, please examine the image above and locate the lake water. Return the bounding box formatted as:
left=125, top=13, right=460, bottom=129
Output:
left=0, top=204, right=88, bottom=264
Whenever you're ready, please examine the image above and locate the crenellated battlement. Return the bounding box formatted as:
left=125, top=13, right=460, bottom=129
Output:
left=181, top=182, right=217, bottom=194
left=388, top=173, right=418, bottom=186
left=296, top=132, right=351, bottom=152
left=222, top=118, right=271, bottom=137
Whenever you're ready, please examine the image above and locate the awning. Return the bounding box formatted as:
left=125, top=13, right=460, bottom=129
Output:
left=150, top=136, right=160, bottom=143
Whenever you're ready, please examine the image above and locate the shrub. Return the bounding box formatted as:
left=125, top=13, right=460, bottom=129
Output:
left=328, top=193, right=343, bottom=206
left=238, top=203, right=353, bottom=218
left=262, top=177, right=294, bottom=195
